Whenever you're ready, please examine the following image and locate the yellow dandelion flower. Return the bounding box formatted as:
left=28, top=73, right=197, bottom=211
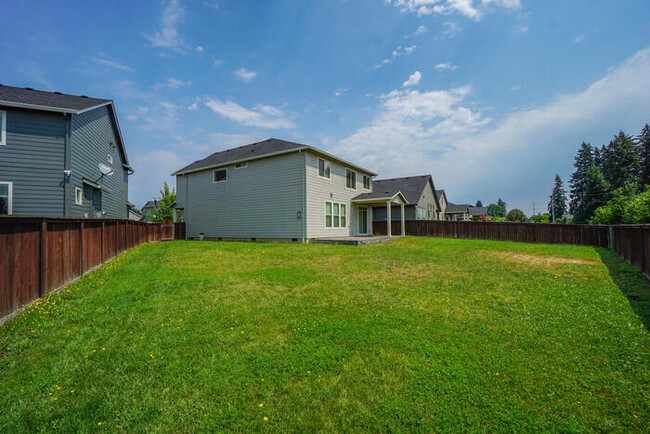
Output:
left=263, top=417, right=269, bottom=421
left=98, top=422, right=103, bottom=426
left=259, top=403, right=263, bottom=407
left=101, top=347, right=105, bottom=351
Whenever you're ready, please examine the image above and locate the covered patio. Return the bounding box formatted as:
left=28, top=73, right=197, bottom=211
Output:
left=351, top=191, right=409, bottom=237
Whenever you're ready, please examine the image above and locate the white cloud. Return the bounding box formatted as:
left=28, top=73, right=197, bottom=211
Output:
left=213, top=59, right=223, bottom=68
left=336, top=47, right=650, bottom=214
left=406, top=25, right=427, bottom=38
left=196, top=46, right=204, bottom=53
left=403, top=71, right=422, bottom=87
left=442, top=21, right=462, bottom=36
left=187, top=102, right=199, bottom=111
left=387, top=0, right=521, bottom=20
left=112, top=80, right=181, bottom=133
left=205, top=98, right=295, bottom=129
left=435, top=63, right=459, bottom=71
left=143, top=0, right=185, bottom=50
left=93, top=56, right=133, bottom=72
left=233, top=67, right=258, bottom=82
left=376, top=45, right=417, bottom=68
left=574, top=35, right=586, bottom=44
left=164, top=78, right=192, bottom=89
left=334, top=88, right=349, bottom=97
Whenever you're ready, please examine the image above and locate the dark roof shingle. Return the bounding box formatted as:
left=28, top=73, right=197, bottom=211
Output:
left=445, top=203, right=470, bottom=213
left=0, top=84, right=110, bottom=112
left=173, top=138, right=307, bottom=175
left=352, top=175, right=432, bottom=204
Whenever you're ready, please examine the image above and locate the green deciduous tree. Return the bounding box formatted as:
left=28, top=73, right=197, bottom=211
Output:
left=147, top=182, right=180, bottom=222
left=530, top=213, right=551, bottom=223
left=496, top=198, right=507, bottom=217
left=487, top=203, right=503, bottom=218
left=505, top=208, right=527, bottom=222
left=590, top=184, right=650, bottom=224
left=548, top=174, right=567, bottom=222
left=638, top=123, right=650, bottom=186
left=569, top=142, right=593, bottom=215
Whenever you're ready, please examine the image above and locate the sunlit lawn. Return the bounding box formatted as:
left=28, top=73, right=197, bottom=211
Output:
left=1, top=237, right=648, bottom=431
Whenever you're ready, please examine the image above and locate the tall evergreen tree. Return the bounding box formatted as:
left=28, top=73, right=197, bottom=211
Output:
left=600, top=131, right=641, bottom=190
left=637, top=123, right=650, bottom=186
left=569, top=142, right=593, bottom=214
left=475, top=200, right=483, bottom=207
left=496, top=198, right=506, bottom=217
left=573, top=165, right=610, bottom=223
left=593, top=146, right=602, bottom=170
left=548, top=174, right=567, bottom=222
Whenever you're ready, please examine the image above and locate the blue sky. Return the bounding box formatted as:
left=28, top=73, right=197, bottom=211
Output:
left=1, top=0, right=649, bottom=213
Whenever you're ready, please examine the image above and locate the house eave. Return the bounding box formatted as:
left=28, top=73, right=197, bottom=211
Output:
left=0, top=100, right=111, bottom=115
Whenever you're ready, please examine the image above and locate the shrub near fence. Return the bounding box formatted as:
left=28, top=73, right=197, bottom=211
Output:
left=0, top=217, right=169, bottom=321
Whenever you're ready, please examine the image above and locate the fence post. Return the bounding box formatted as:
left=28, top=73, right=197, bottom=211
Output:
left=100, top=221, right=104, bottom=263
left=39, top=218, right=46, bottom=298
left=79, top=220, right=84, bottom=275
left=608, top=225, right=613, bottom=251
left=124, top=220, right=128, bottom=249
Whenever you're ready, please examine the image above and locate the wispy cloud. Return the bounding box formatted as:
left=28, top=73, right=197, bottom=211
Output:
left=334, top=88, right=349, bottom=97
left=143, top=0, right=185, bottom=51
left=213, top=59, right=223, bottom=68
left=435, top=63, right=458, bottom=71
left=386, top=0, right=521, bottom=21
left=405, top=25, right=427, bottom=38
left=233, top=67, right=258, bottom=82
left=165, top=78, right=192, bottom=89
left=93, top=56, right=133, bottom=72
left=376, top=45, right=417, bottom=68
left=442, top=21, right=462, bottom=37
left=573, top=35, right=586, bottom=44
left=204, top=98, right=295, bottom=129
left=403, top=71, right=422, bottom=87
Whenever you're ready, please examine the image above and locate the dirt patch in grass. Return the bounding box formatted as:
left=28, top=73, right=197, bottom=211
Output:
left=485, top=250, right=599, bottom=266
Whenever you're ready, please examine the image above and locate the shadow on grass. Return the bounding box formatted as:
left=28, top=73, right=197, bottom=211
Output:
left=596, top=247, right=650, bottom=331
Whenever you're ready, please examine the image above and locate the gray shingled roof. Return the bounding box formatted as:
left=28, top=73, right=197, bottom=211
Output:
left=173, top=138, right=307, bottom=175
left=445, top=203, right=470, bottom=213
left=0, top=84, right=110, bottom=112
left=353, top=175, right=433, bottom=204
left=469, top=206, right=488, bottom=216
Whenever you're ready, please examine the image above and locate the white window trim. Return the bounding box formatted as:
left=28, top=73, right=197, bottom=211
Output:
left=0, top=110, right=6, bottom=146
left=234, top=161, right=248, bottom=169
left=324, top=201, right=348, bottom=228
left=318, top=158, right=331, bottom=180
left=345, top=169, right=357, bottom=190
left=75, top=187, right=83, bottom=205
left=0, top=181, right=13, bottom=215
left=362, top=175, right=371, bottom=190
left=213, top=168, right=228, bottom=183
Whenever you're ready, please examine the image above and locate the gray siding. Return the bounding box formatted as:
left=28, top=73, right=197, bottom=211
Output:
left=70, top=106, right=128, bottom=219
left=304, top=151, right=374, bottom=238
left=0, top=107, right=67, bottom=216
left=416, top=181, right=439, bottom=220
left=178, top=152, right=305, bottom=239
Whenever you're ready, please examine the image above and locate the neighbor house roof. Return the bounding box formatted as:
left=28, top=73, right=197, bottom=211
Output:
left=353, top=174, right=440, bottom=209
left=445, top=203, right=470, bottom=213
left=469, top=206, right=488, bottom=216
left=0, top=84, right=132, bottom=171
left=172, top=138, right=377, bottom=176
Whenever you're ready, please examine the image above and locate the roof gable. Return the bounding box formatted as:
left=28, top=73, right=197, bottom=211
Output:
left=368, top=175, right=431, bottom=204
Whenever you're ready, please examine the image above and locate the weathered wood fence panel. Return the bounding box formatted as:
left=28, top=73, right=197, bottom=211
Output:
left=373, top=220, right=610, bottom=247
left=610, top=225, right=650, bottom=276
left=0, top=217, right=175, bottom=321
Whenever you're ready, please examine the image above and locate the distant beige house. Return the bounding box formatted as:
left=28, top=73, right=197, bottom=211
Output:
left=173, top=138, right=419, bottom=241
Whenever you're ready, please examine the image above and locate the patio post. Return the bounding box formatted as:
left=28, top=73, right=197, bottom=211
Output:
left=386, top=200, right=392, bottom=237
left=401, top=203, right=405, bottom=236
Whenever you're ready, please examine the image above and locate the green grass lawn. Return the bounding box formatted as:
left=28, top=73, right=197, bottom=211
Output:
left=1, top=237, right=649, bottom=432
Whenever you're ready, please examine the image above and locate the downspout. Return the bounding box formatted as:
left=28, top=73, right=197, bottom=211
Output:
left=300, top=150, right=306, bottom=242
left=63, top=114, right=72, bottom=216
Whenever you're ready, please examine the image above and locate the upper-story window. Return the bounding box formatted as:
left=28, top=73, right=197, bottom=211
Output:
left=0, top=110, right=6, bottom=146
left=213, top=168, right=227, bottom=183
left=234, top=161, right=248, bottom=169
left=346, top=169, right=356, bottom=189
left=318, top=158, right=331, bottom=178
left=363, top=175, right=371, bottom=190
left=0, top=181, right=12, bottom=215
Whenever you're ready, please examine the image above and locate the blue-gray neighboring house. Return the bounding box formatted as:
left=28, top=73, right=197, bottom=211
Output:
left=0, top=85, right=132, bottom=218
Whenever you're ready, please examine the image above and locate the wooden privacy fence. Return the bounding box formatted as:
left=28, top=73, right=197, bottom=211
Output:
left=374, top=220, right=649, bottom=277
left=0, top=217, right=175, bottom=321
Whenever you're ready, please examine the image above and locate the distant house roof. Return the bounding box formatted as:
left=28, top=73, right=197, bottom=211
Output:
left=0, top=84, right=132, bottom=171
left=141, top=201, right=155, bottom=210
left=172, top=138, right=377, bottom=176
left=469, top=206, right=488, bottom=216
left=445, top=203, right=470, bottom=213
left=353, top=174, right=440, bottom=209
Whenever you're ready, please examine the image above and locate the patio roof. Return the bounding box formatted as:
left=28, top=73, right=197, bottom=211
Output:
left=351, top=191, right=408, bottom=205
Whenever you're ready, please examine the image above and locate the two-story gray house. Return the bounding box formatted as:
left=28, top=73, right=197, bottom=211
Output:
left=0, top=85, right=132, bottom=218
left=173, top=138, right=414, bottom=241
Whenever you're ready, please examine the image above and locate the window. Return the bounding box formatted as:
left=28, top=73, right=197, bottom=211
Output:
left=0, top=182, right=12, bottom=215
left=0, top=110, right=6, bottom=146
left=363, top=175, right=371, bottom=190
left=417, top=207, right=426, bottom=219
left=213, top=168, right=227, bottom=183
left=325, top=202, right=347, bottom=228
left=75, top=187, right=83, bottom=205
left=234, top=161, right=247, bottom=169
left=346, top=169, right=356, bottom=189
left=325, top=202, right=332, bottom=227
left=318, top=158, right=331, bottom=178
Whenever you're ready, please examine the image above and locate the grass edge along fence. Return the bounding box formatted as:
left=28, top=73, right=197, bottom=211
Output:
left=0, top=217, right=172, bottom=322
left=374, top=220, right=649, bottom=277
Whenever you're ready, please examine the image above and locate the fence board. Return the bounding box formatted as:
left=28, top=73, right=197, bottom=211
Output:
left=0, top=217, right=162, bottom=321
